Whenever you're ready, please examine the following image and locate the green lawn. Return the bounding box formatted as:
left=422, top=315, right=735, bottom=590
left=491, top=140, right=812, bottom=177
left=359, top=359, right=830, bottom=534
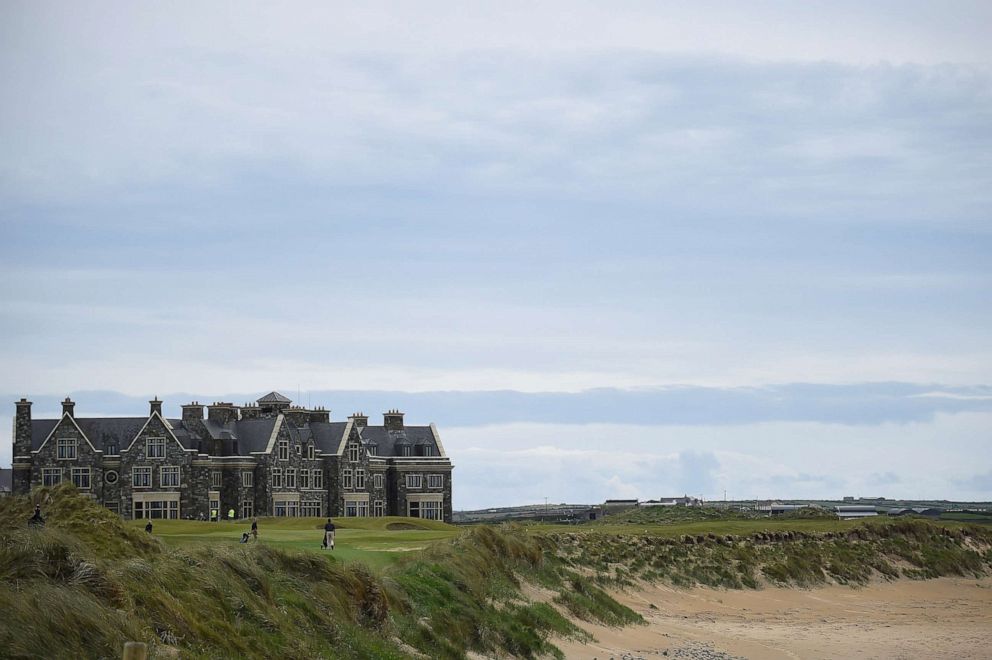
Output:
left=130, top=516, right=461, bottom=570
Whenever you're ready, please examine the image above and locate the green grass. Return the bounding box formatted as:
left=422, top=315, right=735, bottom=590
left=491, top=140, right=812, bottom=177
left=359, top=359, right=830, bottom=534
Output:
left=137, top=516, right=459, bottom=570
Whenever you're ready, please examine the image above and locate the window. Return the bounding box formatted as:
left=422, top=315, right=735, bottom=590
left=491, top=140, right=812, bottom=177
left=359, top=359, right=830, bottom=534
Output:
left=356, top=469, right=366, bottom=489
left=312, top=469, right=323, bottom=490
left=421, top=501, right=443, bottom=521
left=343, top=469, right=353, bottom=489
left=400, top=445, right=412, bottom=457
left=409, top=500, right=443, bottom=520
left=357, top=501, right=369, bottom=517
left=405, top=474, right=423, bottom=489
left=301, top=502, right=322, bottom=517
left=374, top=500, right=385, bottom=517
left=241, top=500, right=254, bottom=519
left=146, top=437, right=166, bottom=459
left=274, top=501, right=299, bottom=517
left=272, top=468, right=283, bottom=488
left=134, top=500, right=179, bottom=520
left=161, top=466, right=180, bottom=487
left=368, top=445, right=377, bottom=456
left=133, top=467, right=152, bottom=488
left=71, top=467, right=91, bottom=490
left=373, top=473, right=384, bottom=490
left=210, top=497, right=220, bottom=515
left=285, top=468, right=296, bottom=489
left=105, top=470, right=119, bottom=484
left=423, top=445, right=435, bottom=456
left=57, top=437, right=76, bottom=460
left=278, top=439, right=289, bottom=461
left=344, top=500, right=357, bottom=517
left=104, top=501, right=119, bottom=513
left=42, top=468, right=62, bottom=486
left=242, top=470, right=253, bottom=488
left=211, top=470, right=222, bottom=488
left=295, top=443, right=301, bottom=455
left=348, top=442, right=360, bottom=462
left=427, top=474, right=444, bottom=489
left=299, top=469, right=310, bottom=490
left=307, top=444, right=315, bottom=460
left=106, top=443, right=118, bottom=455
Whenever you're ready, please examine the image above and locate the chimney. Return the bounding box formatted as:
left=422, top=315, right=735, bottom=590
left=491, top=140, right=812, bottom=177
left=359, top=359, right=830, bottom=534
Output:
left=207, top=402, right=238, bottom=425
left=284, top=406, right=310, bottom=428
left=383, top=409, right=404, bottom=431
left=13, top=398, right=32, bottom=459
left=241, top=402, right=261, bottom=420
left=309, top=406, right=330, bottom=424
left=61, top=397, right=75, bottom=418
left=149, top=396, right=163, bottom=417
left=349, top=412, right=368, bottom=429
left=182, top=402, right=204, bottom=422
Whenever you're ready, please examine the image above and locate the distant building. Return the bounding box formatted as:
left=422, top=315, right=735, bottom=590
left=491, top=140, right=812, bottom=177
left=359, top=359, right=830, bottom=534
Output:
left=0, top=468, right=11, bottom=496
left=834, top=505, right=878, bottom=519
left=10, top=393, right=453, bottom=521
left=756, top=503, right=819, bottom=516
left=642, top=496, right=702, bottom=507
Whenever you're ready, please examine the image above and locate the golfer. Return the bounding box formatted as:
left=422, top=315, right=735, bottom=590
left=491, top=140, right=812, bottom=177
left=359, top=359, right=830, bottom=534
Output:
left=322, top=518, right=335, bottom=550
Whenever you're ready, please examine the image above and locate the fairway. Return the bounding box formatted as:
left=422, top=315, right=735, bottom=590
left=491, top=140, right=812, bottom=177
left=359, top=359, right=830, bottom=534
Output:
left=132, top=516, right=461, bottom=570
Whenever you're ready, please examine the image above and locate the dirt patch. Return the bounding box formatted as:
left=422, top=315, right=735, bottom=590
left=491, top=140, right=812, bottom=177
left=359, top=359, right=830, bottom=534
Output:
left=555, top=577, right=992, bottom=659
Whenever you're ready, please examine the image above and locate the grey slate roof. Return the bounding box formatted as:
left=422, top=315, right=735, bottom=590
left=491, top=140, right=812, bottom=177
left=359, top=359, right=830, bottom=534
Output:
left=358, top=426, right=439, bottom=457
left=257, top=391, right=292, bottom=404
left=27, top=416, right=437, bottom=459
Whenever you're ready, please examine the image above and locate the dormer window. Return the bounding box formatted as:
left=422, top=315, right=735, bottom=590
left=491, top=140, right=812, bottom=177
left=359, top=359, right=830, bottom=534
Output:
left=278, top=439, right=289, bottom=461
left=57, top=437, right=76, bottom=460
left=368, top=445, right=377, bottom=456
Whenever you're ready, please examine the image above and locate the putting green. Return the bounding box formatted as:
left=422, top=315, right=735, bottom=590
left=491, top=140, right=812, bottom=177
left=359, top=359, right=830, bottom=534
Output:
left=131, top=516, right=461, bottom=570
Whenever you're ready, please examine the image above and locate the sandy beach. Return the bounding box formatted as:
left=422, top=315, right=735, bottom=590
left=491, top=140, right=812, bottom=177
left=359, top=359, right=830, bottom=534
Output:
left=554, top=577, right=992, bottom=660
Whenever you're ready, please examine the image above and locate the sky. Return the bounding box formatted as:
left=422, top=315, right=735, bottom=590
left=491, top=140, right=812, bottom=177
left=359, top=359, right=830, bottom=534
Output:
left=1, top=1, right=990, bottom=508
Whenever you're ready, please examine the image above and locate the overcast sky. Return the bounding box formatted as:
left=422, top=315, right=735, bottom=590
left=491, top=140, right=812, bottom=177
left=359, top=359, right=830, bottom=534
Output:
left=1, top=2, right=990, bottom=507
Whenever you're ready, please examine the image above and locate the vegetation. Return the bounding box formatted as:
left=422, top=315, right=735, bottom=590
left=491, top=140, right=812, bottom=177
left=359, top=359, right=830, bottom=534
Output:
left=2, top=488, right=990, bottom=659
left=544, top=518, right=992, bottom=590
left=0, top=486, right=631, bottom=659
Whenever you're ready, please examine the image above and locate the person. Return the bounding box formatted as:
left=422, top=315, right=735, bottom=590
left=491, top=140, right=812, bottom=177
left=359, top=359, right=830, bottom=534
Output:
left=145, top=521, right=153, bottom=534
left=228, top=508, right=235, bottom=521
left=211, top=509, right=218, bottom=522
left=240, top=531, right=250, bottom=544
left=250, top=517, right=258, bottom=541
left=28, top=504, right=45, bottom=526
left=322, top=518, right=335, bottom=550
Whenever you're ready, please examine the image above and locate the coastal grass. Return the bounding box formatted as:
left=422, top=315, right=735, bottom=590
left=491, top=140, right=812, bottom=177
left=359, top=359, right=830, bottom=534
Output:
left=0, top=486, right=625, bottom=659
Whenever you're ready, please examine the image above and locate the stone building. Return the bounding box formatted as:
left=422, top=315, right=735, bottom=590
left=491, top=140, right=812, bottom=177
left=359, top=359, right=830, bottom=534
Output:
left=9, top=392, right=454, bottom=522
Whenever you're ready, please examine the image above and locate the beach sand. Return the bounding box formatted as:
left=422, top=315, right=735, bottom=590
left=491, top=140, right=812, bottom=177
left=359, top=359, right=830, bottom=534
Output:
left=554, top=577, right=992, bottom=659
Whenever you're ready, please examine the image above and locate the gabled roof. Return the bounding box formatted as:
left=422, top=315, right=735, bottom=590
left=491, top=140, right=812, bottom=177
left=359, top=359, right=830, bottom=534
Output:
left=257, top=391, right=292, bottom=404
left=358, top=426, right=441, bottom=457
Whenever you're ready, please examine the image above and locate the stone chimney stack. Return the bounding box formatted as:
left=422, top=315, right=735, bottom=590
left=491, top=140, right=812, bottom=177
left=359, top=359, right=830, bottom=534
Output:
left=61, top=397, right=75, bottom=418
left=309, top=406, right=330, bottom=424
left=349, top=412, right=368, bottom=429
left=182, top=402, right=204, bottom=423
left=207, top=402, right=239, bottom=425
left=149, top=396, right=163, bottom=417
left=13, top=398, right=32, bottom=459
left=383, top=409, right=404, bottom=431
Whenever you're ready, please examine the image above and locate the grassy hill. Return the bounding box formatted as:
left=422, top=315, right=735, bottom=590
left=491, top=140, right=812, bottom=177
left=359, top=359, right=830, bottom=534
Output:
left=2, top=486, right=991, bottom=659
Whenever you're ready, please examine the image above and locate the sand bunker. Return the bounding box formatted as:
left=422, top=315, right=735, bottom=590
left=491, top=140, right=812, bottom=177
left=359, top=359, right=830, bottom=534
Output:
left=555, top=577, right=992, bottom=659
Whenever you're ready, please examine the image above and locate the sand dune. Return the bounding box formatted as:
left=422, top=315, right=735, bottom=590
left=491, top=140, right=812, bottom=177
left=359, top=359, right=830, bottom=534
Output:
left=555, top=577, right=992, bottom=659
